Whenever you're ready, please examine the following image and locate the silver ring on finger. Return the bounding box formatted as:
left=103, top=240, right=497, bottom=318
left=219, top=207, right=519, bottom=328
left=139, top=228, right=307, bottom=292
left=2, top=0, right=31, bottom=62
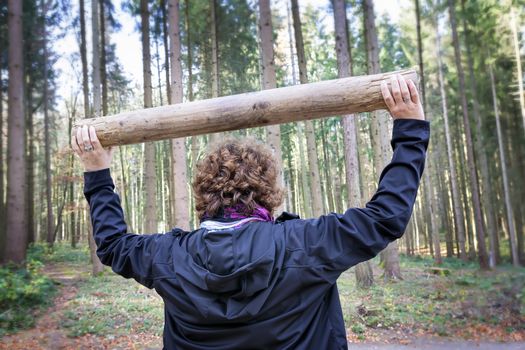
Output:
left=402, top=96, right=410, bottom=103
left=84, top=144, right=94, bottom=152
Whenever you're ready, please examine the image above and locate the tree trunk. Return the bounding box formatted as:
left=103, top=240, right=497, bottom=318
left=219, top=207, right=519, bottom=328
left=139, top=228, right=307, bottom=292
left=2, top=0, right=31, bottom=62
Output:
left=68, top=107, right=76, bottom=248
left=80, top=0, right=89, bottom=117
left=184, top=0, right=193, bottom=103
left=291, top=0, right=323, bottom=217
left=100, top=0, right=108, bottom=116
left=414, top=0, right=426, bottom=110
left=489, top=64, right=519, bottom=266
left=141, top=0, right=158, bottom=233
left=510, top=7, right=525, bottom=133
left=160, top=0, right=171, bottom=102
left=415, top=0, right=440, bottom=264
left=436, top=19, right=467, bottom=258
left=168, top=0, right=190, bottom=231
left=89, top=0, right=105, bottom=274
left=0, top=72, right=4, bottom=254
left=3, top=0, right=27, bottom=264
left=461, top=0, right=496, bottom=267
left=258, top=0, right=284, bottom=215
left=286, top=1, right=310, bottom=218
left=78, top=69, right=418, bottom=147
left=333, top=0, right=373, bottom=287
left=448, top=0, right=488, bottom=269
left=321, top=119, right=335, bottom=213
left=25, top=80, right=34, bottom=245
left=43, top=0, right=55, bottom=246
left=184, top=0, right=199, bottom=229
left=363, top=0, right=401, bottom=279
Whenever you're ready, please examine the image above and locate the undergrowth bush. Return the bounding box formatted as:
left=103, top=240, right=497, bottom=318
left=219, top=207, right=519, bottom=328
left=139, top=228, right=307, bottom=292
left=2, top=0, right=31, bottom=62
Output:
left=0, top=258, right=56, bottom=336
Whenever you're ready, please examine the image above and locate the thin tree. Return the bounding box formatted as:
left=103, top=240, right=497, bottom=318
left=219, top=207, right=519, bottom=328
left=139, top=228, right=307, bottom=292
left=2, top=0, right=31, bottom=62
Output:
left=168, top=0, right=190, bottom=230
left=415, top=0, right=441, bottom=264
left=258, top=0, right=284, bottom=214
left=448, top=0, right=489, bottom=269
left=66, top=97, right=77, bottom=248
left=0, top=63, right=4, bottom=250
left=489, top=63, right=519, bottom=266
left=141, top=0, right=158, bottom=233
left=209, top=0, right=220, bottom=144
left=210, top=0, right=219, bottom=99
left=291, top=0, right=323, bottom=217
left=80, top=0, right=89, bottom=117
left=100, top=0, right=108, bottom=116
left=414, top=0, right=426, bottom=108
left=26, top=78, right=35, bottom=245
left=461, top=0, right=497, bottom=267
left=43, top=0, right=55, bottom=245
left=3, top=0, right=27, bottom=264
left=332, top=0, right=373, bottom=287
left=363, top=0, right=402, bottom=279
left=89, top=0, right=105, bottom=274
left=435, top=15, right=466, bottom=260
left=286, top=1, right=311, bottom=218
left=510, top=7, right=525, bottom=133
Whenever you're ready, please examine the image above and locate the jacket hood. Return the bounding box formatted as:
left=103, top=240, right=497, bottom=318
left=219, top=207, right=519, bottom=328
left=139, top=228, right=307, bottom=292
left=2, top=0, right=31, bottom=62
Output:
left=169, top=221, right=285, bottom=320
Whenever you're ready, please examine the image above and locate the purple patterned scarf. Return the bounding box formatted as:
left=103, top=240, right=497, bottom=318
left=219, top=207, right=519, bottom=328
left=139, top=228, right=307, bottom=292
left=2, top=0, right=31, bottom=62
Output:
left=200, top=204, right=273, bottom=232
left=222, top=204, right=273, bottom=221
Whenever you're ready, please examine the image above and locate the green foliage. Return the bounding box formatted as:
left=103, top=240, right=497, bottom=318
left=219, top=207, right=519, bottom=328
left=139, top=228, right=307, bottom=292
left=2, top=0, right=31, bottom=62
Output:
left=0, top=243, right=90, bottom=336
left=0, top=259, right=56, bottom=336
left=378, top=14, right=410, bottom=71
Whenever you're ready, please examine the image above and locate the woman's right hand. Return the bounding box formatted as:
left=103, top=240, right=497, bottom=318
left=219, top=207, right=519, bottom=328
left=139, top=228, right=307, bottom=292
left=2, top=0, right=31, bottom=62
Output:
left=380, top=74, right=425, bottom=120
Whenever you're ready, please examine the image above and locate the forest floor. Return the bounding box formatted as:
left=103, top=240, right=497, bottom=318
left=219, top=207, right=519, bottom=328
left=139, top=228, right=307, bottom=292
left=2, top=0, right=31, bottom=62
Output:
left=0, top=245, right=524, bottom=349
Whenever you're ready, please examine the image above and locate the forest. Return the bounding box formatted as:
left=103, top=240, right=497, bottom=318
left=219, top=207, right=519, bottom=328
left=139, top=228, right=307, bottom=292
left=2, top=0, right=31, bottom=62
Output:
left=0, top=0, right=525, bottom=348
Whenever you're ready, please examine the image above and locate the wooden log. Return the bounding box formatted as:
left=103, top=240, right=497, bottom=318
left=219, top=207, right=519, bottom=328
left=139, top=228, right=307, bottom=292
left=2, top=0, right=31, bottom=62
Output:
left=75, top=69, right=418, bottom=147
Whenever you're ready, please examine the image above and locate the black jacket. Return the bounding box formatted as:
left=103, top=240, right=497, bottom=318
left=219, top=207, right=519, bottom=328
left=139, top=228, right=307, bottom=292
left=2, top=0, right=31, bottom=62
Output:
left=84, top=118, right=430, bottom=350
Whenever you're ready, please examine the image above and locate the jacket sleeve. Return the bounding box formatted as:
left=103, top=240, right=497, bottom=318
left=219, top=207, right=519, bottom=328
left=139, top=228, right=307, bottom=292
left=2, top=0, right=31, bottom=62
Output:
left=84, top=168, right=162, bottom=288
left=283, top=118, right=430, bottom=282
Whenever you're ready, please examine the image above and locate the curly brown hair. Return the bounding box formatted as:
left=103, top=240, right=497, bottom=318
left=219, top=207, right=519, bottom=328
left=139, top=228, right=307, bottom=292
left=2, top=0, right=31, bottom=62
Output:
left=192, top=137, right=284, bottom=220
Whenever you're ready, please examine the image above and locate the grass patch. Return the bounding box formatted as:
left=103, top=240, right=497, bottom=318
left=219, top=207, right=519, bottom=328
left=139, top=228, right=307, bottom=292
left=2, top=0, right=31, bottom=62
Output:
left=59, top=272, right=164, bottom=337
left=27, top=242, right=90, bottom=265
left=339, top=254, right=525, bottom=340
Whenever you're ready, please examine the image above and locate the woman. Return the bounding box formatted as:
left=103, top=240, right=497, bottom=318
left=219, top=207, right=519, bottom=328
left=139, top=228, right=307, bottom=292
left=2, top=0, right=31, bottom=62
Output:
left=72, top=74, right=429, bottom=350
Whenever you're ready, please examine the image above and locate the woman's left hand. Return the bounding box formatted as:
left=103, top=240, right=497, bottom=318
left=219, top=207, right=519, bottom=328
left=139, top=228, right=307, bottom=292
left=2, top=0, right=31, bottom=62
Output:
left=71, top=125, right=114, bottom=172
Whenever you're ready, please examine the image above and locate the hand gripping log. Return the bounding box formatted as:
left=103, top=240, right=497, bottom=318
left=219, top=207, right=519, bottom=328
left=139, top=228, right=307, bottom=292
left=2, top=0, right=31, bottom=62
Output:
left=74, top=69, right=418, bottom=147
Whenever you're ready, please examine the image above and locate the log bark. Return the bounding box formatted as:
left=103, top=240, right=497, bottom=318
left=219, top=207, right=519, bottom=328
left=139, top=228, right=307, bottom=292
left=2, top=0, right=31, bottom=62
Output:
left=75, top=69, right=418, bottom=147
